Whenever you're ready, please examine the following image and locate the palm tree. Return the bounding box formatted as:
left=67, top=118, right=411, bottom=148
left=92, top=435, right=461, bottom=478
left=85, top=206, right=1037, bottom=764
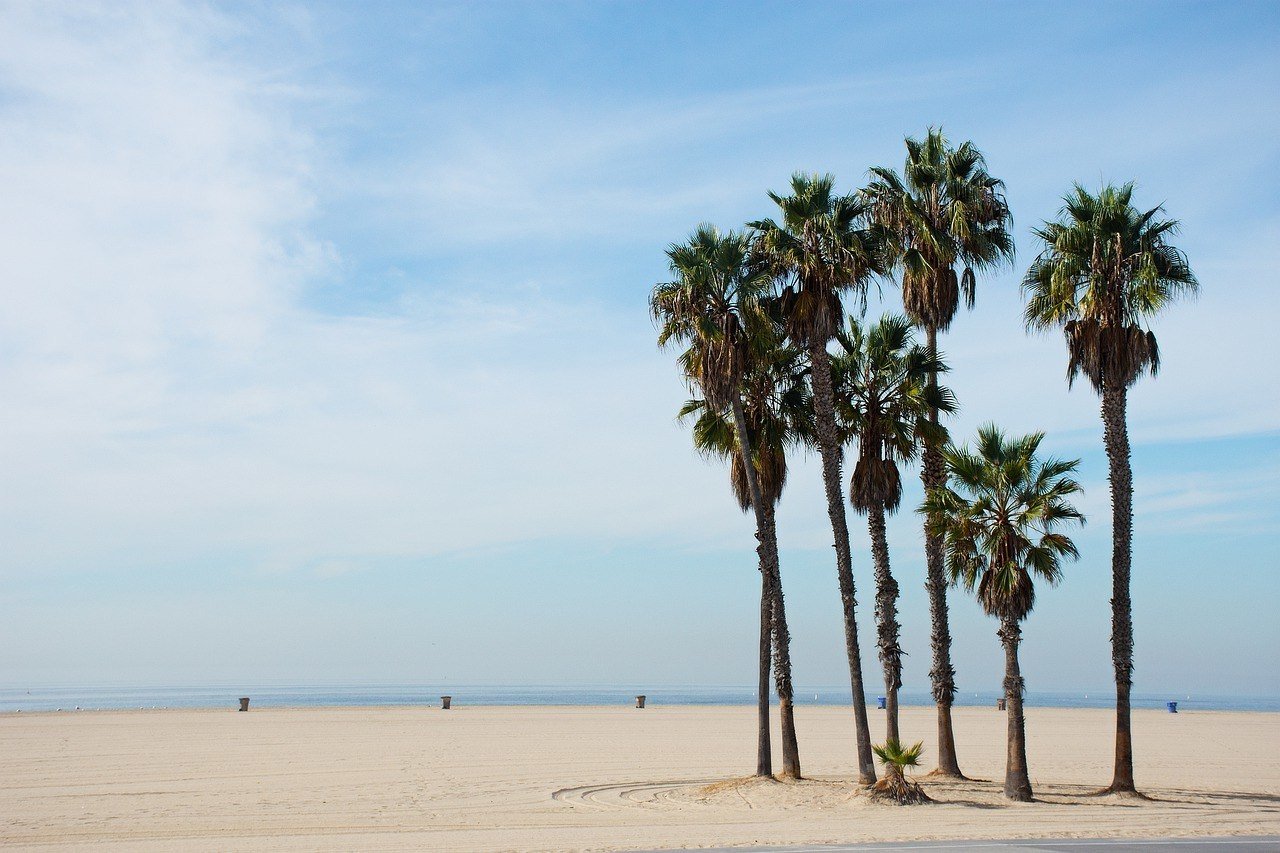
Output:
left=1022, top=183, right=1197, bottom=794
left=832, top=314, right=954, bottom=744
left=870, top=739, right=929, bottom=805
left=682, top=340, right=811, bottom=779
left=864, top=129, right=1014, bottom=777
left=651, top=223, right=786, bottom=778
left=923, top=426, right=1085, bottom=801
left=750, top=173, right=885, bottom=784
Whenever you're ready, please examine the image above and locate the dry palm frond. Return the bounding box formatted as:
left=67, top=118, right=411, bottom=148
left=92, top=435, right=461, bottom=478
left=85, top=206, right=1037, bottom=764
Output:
left=1064, top=319, right=1160, bottom=392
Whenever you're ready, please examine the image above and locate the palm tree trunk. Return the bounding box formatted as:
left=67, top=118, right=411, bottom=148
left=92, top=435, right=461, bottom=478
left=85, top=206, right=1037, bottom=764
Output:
left=1101, top=381, right=1136, bottom=794
left=868, top=501, right=901, bottom=744
left=998, top=615, right=1033, bottom=801
left=763, top=501, right=802, bottom=779
left=807, top=342, right=876, bottom=785
left=756, top=559, right=773, bottom=777
left=731, top=398, right=774, bottom=778
left=922, top=325, right=964, bottom=777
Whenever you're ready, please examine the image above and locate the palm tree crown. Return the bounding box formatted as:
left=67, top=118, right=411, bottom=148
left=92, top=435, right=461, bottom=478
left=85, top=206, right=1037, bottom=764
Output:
left=833, top=314, right=955, bottom=514
left=681, top=340, right=811, bottom=511
left=749, top=173, right=884, bottom=346
left=651, top=224, right=774, bottom=407
left=923, top=426, right=1085, bottom=622
left=864, top=128, right=1014, bottom=331
left=1022, top=183, right=1198, bottom=393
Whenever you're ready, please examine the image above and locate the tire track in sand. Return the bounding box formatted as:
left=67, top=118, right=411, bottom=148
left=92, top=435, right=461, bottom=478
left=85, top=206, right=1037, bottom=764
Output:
left=550, top=779, right=718, bottom=811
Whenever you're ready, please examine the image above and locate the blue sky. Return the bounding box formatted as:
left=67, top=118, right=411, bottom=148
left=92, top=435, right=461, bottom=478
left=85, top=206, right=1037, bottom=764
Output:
left=1, top=1, right=1277, bottom=695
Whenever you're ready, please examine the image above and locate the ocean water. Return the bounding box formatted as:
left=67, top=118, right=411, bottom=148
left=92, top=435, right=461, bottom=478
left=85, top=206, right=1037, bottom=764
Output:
left=2, top=684, right=1277, bottom=713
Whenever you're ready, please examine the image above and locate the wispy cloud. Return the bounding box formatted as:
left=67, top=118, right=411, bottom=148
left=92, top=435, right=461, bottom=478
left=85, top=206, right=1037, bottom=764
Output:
left=344, top=67, right=992, bottom=247
left=0, top=1, right=1275, bottom=587
left=0, top=4, right=745, bottom=581
left=1, top=1, right=1276, bottom=688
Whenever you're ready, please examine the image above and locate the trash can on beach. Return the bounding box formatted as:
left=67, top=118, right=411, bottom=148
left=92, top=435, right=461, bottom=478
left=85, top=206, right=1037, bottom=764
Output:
left=441, top=695, right=452, bottom=710
left=1167, top=701, right=1178, bottom=713
left=238, top=697, right=250, bottom=712
left=635, top=695, right=646, bottom=709
left=996, top=697, right=1007, bottom=711
left=876, top=696, right=886, bottom=710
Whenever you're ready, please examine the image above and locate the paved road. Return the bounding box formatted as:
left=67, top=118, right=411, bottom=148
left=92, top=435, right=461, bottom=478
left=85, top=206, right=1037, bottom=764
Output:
left=650, top=839, right=1280, bottom=853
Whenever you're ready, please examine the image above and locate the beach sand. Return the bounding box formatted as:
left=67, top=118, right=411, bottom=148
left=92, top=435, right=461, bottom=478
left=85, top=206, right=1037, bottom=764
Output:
left=2, top=704, right=1277, bottom=851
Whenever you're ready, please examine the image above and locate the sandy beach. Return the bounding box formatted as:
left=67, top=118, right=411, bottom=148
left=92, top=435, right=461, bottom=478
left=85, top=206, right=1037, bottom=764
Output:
left=2, top=704, right=1278, bottom=851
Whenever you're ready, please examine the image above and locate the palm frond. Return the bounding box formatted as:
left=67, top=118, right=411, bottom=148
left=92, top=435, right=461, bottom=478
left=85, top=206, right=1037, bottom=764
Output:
left=920, top=427, right=1084, bottom=623
left=832, top=313, right=952, bottom=514
left=868, top=129, right=1014, bottom=331
left=1022, top=183, right=1198, bottom=392
left=872, top=738, right=925, bottom=769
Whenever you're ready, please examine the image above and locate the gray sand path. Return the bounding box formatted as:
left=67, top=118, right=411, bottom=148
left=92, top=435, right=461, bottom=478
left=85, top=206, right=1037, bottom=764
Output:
left=661, top=838, right=1280, bottom=853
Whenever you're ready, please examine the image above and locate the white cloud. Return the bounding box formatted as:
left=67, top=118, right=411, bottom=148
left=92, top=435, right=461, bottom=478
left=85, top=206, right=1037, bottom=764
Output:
left=0, top=4, right=741, bottom=581
left=345, top=67, right=991, bottom=249
left=0, top=1, right=1274, bottom=596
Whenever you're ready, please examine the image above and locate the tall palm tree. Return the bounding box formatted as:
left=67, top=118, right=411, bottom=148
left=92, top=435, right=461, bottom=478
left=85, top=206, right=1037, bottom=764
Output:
left=832, top=314, right=954, bottom=743
left=651, top=223, right=785, bottom=778
left=1023, top=183, right=1198, bottom=794
left=750, top=173, right=885, bottom=784
left=682, top=340, right=811, bottom=779
left=923, top=426, right=1084, bottom=801
left=864, top=129, right=1014, bottom=777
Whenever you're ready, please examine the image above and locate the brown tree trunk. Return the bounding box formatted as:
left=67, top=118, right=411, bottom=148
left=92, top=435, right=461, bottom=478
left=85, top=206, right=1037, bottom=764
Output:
left=731, top=399, right=774, bottom=778
left=868, top=502, right=902, bottom=744
left=921, top=327, right=964, bottom=775
left=998, top=615, right=1033, bottom=801
left=763, top=501, right=802, bottom=779
left=1101, top=381, right=1136, bottom=794
left=756, top=560, right=773, bottom=777
left=808, top=342, right=876, bottom=785
left=921, top=325, right=964, bottom=777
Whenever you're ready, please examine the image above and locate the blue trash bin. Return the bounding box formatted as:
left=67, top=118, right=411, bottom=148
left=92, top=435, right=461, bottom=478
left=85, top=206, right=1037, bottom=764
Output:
left=1167, top=701, right=1178, bottom=713
left=877, top=696, right=886, bottom=710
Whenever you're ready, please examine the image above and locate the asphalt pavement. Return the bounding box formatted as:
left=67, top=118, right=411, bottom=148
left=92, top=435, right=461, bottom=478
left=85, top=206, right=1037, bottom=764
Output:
left=649, top=838, right=1280, bottom=853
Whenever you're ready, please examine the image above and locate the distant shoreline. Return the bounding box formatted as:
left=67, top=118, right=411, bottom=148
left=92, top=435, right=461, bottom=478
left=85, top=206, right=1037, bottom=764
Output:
left=4, top=686, right=1278, bottom=714
left=6, top=704, right=1280, bottom=717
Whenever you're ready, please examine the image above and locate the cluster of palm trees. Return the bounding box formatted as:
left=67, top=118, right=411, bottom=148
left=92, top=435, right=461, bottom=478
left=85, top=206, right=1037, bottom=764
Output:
left=650, top=129, right=1198, bottom=802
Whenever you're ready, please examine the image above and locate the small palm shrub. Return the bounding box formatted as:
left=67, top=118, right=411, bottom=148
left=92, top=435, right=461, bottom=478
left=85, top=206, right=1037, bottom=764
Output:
left=869, top=739, right=930, bottom=804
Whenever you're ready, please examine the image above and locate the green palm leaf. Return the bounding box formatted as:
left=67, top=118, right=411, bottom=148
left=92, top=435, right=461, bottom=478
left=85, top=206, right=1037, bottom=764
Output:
left=1022, top=183, right=1198, bottom=392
